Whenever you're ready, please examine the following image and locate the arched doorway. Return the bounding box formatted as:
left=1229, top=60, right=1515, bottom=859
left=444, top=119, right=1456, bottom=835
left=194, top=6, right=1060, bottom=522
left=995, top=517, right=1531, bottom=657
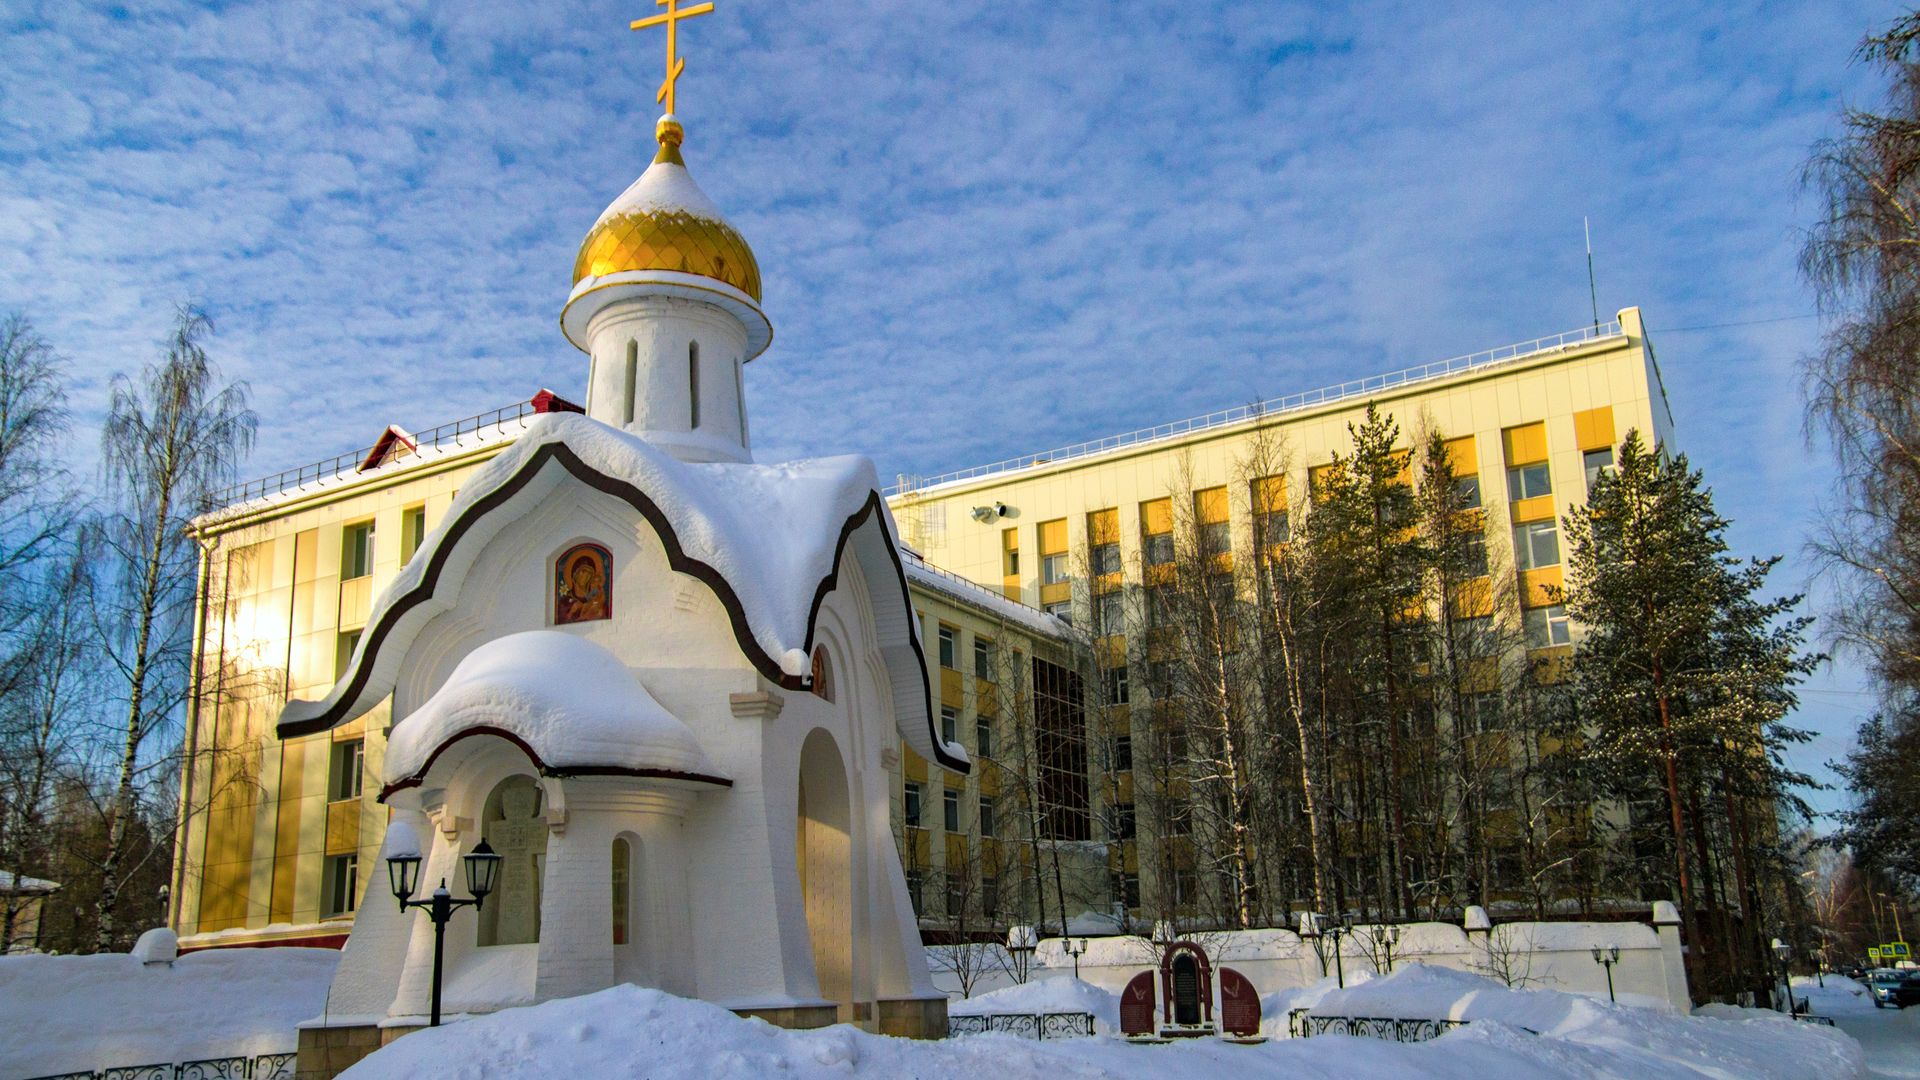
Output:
left=1159, top=941, right=1214, bottom=1029
left=797, top=728, right=853, bottom=1014
left=477, top=775, right=546, bottom=946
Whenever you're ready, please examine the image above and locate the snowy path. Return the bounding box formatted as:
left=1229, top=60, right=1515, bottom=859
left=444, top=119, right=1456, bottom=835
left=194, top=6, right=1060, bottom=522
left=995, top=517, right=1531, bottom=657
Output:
left=1832, top=1007, right=1920, bottom=1079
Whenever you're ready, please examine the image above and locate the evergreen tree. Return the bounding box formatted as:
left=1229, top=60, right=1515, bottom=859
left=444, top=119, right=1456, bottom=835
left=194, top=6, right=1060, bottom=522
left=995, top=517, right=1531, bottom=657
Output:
left=1563, top=430, right=1817, bottom=996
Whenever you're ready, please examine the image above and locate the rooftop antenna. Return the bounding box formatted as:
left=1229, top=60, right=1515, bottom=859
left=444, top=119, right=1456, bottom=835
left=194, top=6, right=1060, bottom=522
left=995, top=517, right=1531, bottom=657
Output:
left=1585, top=216, right=1600, bottom=330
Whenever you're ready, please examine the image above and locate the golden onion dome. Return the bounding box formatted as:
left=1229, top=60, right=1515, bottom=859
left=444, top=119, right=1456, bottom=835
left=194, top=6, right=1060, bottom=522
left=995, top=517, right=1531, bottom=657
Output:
left=571, top=117, right=762, bottom=302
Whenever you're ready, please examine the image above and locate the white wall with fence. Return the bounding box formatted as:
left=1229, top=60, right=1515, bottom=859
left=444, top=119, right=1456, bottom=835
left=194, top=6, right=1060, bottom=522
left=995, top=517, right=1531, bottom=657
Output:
left=930, top=902, right=1691, bottom=1015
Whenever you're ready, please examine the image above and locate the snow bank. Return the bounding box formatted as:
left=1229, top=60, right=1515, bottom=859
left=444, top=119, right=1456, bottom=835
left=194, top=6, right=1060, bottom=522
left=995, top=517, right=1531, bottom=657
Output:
left=1790, top=974, right=1876, bottom=1015
left=344, top=970, right=1865, bottom=1080
left=950, top=977, right=1120, bottom=1033
left=0, top=947, right=339, bottom=1077
left=382, top=630, right=724, bottom=785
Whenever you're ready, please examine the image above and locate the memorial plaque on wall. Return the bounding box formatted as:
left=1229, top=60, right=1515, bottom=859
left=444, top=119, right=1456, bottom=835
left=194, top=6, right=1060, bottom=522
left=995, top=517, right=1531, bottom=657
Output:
left=1219, top=967, right=1260, bottom=1036
left=1119, top=971, right=1156, bottom=1036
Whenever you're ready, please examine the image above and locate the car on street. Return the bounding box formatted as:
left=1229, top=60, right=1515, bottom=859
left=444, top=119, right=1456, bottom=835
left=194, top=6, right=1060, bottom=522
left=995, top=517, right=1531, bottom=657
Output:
left=1867, top=969, right=1920, bottom=1008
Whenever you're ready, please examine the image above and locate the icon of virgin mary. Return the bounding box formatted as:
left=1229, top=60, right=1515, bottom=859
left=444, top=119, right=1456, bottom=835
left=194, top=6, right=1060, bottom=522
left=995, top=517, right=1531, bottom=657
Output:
left=555, top=544, right=611, bottom=624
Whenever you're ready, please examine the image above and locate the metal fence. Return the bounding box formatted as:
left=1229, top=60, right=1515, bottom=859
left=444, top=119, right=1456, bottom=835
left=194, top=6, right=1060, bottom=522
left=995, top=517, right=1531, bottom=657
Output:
left=1286, top=1010, right=1471, bottom=1043
left=947, top=1012, right=1096, bottom=1039
left=28, top=1052, right=296, bottom=1080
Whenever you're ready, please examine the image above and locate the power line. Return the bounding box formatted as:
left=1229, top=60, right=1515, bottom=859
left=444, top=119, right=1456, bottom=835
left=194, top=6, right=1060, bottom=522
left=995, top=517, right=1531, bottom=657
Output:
left=1649, top=313, right=1818, bottom=334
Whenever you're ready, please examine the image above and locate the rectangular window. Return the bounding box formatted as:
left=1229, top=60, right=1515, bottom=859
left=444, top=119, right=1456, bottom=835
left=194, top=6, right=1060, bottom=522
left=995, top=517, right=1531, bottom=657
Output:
left=1507, top=462, right=1552, bottom=501
left=1105, top=665, right=1130, bottom=705
left=341, top=521, right=375, bottom=580
left=1117, top=872, right=1141, bottom=909
left=938, top=625, right=957, bottom=669
left=1513, top=520, right=1561, bottom=570
left=976, top=717, right=993, bottom=758
left=335, top=630, right=362, bottom=681
left=1042, top=552, right=1071, bottom=585
left=1454, top=474, right=1483, bottom=510
left=1451, top=615, right=1496, bottom=658
left=1090, top=542, right=1122, bottom=576
left=1256, top=508, right=1290, bottom=547
left=1114, top=733, right=1133, bottom=770
left=1113, top=801, right=1136, bottom=840
left=1003, top=532, right=1020, bottom=577
left=401, top=505, right=427, bottom=565
left=1199, top=520, right=1231, bottom=558
left=1524, top=604, right=1573, bottom=648
left=1173, top=868, right=1198, bottom=907
left=973, top=637, right=994, bottom=679
left=1147, top=584, right=1174, bottom=628
left=1461, top=690, right=1504, bottom=734
left=328, top=739, right=364, bottom=802
left=1584, top=448, right=1615, bottom=492
left=978, top=796, right=995, bottom=837
left=943, top=788, right=960, bottom=832
left=906, top=870, right=925, bottom=916
left=324, top=853, right=358, bottom=917
left=945, top=877, right=964, bottom=918
left=940, top=706, right=959, bottom=746
left=982, top=875, right=999, bottom=918
left=1143, top=532, right=1175, bottom=566
left=1461, top=531, right=1489, bottom=576
left=904, top=781, right=923, bottom=827
left=1043, top=600, right=1073, bottom=624
left=1095, top=591, right=1124, bottom=632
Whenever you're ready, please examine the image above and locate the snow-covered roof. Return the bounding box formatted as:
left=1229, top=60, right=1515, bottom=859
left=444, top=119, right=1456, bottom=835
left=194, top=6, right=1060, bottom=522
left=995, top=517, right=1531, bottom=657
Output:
left=381, top=631, right=727, bottom=792
left=278, top=413, right=968, bottom=772
left=0, top=871, right=58, bottom=894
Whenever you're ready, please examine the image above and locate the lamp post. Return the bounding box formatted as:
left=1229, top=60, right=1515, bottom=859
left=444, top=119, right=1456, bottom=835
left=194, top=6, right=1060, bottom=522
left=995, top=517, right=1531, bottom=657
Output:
left=1064, top=936, right=1089, bottom=980
left=1006, top=925, right=1038, bottom=985
left=387, top=830, right=502, bottom=1027
left=1590, top=945, right=1621, bottom=1003
left=1321, top=916, right=1350, bottom=989
left=1376, top=925, right=1403, bottom=973
left=1773, top=938, right=1797, bottom=1016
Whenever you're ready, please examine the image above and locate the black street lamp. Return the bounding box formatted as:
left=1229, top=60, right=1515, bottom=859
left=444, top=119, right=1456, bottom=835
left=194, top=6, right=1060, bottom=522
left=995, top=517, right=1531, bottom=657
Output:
left=1773, top=938, right=1798, bottom=1017
left=1590, top=945, right=1621, bottom=1003
left=1310, top=914, right=1350, bottom=989
left=1375, top=925, right=1404, bottom=972
left=388, top=834, right=503, bottom=1027
left=1064, top=936, right=1089, bottom=980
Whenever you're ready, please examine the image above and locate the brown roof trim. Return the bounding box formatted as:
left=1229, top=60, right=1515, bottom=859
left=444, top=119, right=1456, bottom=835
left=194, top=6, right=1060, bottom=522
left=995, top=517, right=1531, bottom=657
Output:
left=377, top=724, right=733, bottom=802
left=279, top=437, right=966, bottom=773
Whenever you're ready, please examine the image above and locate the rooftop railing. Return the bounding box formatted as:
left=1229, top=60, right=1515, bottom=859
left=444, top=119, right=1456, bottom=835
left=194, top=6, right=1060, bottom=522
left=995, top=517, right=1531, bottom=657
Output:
left=211, top=398, right=546, bottom=510
left=888, top=320, right=1625, bottom=497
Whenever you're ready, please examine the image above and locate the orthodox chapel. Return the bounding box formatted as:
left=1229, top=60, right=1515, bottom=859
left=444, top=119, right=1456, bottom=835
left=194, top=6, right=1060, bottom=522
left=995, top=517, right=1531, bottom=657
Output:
left=287, top=101, right=962, bottom=1048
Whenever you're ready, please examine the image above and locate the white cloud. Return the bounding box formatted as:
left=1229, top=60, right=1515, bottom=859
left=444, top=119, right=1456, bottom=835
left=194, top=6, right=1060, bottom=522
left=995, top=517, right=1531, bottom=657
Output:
left=0, top=0, right=1891, bottom=813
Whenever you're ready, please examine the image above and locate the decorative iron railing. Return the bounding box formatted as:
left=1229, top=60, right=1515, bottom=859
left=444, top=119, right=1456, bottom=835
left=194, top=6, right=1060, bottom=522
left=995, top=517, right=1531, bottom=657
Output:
left=1286, top=1009, right=1470, bottom=1043
left=1793, top=1013, right=1837, bottom=1026
left=27, top=1052, right=299, bottom=1080
left=887, top=320, right=1626, bottom=497
left=947, top=1011, right=1096, bottom=1039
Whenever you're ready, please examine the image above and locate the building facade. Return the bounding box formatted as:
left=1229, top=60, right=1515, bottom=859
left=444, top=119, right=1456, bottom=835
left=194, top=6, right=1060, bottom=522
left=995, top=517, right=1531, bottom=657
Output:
left=171, top=308, right=1674, bottom=956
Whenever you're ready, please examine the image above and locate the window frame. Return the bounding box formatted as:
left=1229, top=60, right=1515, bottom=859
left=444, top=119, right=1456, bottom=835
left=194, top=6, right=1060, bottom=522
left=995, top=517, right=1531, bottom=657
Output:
left=1507, top=462, right=1553, bottom=501
left=942, top=787, right=960, bottom=832
left=1041, top=552, right=1071, bottom=585
left=937, top=625, right=957, bottom=669
left=1513, top=519, right=1561, bottom=570
left=903, top=781, right=923, bottom=827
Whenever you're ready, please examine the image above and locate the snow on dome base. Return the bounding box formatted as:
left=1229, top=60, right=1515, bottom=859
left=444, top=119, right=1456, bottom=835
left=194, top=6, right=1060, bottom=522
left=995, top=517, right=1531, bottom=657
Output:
left=381, top=630, right=725, bottom=789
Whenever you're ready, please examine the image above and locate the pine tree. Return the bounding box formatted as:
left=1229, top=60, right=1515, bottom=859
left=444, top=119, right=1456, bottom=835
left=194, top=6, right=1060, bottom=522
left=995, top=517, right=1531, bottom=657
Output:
left=1563, top=430, right=1817, bottom=997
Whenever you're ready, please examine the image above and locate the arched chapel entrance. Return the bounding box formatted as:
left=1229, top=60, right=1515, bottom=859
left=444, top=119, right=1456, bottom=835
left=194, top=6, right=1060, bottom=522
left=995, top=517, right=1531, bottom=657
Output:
left=797, top=728, right=853, bottom=1015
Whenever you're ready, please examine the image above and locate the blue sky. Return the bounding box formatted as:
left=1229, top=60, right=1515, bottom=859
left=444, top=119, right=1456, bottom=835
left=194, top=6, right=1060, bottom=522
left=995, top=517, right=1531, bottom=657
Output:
left=0, top=0, right=1895, bottom=817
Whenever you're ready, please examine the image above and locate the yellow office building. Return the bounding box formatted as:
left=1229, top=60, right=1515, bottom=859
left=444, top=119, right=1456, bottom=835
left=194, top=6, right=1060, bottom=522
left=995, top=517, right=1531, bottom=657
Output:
left=170, top=308, right=1669, bottom=947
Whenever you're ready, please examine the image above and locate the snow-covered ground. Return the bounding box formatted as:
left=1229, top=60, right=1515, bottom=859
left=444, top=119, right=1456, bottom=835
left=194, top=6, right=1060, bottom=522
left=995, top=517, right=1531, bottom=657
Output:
left=0, top=946, right=340, bottom=1077
left=345, top=965, right=1865, bottom=1079
left=1796, top=976, right=1920, bottom=1080
left=949, top=974, right=1122, bottom=1033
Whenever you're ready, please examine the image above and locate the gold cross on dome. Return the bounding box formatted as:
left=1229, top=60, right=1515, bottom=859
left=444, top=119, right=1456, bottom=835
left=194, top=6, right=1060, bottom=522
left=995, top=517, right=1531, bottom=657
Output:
left=631, top=0, right=715, bottom=117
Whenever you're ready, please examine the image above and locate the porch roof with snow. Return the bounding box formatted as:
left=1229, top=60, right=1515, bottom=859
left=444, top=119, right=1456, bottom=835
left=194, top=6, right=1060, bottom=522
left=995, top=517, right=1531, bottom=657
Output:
left=276, top=412, right=969, bottom=773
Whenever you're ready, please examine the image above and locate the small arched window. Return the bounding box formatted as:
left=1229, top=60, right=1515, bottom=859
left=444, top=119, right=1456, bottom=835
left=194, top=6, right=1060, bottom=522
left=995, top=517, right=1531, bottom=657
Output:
left=623, top=340, right=638, bottom=425
left=810, top=645, right=833, bottom=702
left=611, top=837, right=631, bottom=946
left=688, top=341, right=701, bottom=429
